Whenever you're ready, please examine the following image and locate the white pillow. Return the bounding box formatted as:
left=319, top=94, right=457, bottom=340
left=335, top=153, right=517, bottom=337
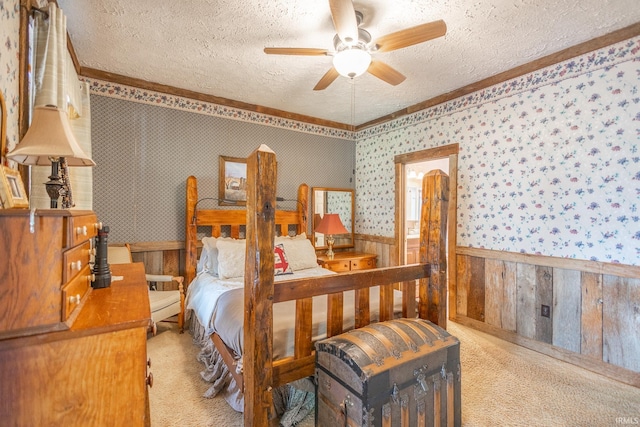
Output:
left=216, top=239, right=247, bottom=279
left=278, top=236, right=318, bottom=271
left=198, top=236, right=233, bottom=276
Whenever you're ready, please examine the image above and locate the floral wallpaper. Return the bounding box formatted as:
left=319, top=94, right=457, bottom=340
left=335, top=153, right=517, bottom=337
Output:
left=355, top=36, right=640, bottom=266
left=0, top=0, right=20, bottom=154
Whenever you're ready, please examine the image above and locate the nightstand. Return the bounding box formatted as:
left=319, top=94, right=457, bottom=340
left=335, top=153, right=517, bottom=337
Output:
left=317, top=252, right=377, bottom=273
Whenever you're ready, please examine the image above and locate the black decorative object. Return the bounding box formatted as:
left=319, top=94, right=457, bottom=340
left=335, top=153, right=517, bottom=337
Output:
left=92, top=225, right=111, bottom=289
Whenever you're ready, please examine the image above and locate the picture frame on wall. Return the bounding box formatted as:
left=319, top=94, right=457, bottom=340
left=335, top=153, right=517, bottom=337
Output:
left=0, top=166, right=29, bottom=209
left=219, top=155, right=247, bottom=206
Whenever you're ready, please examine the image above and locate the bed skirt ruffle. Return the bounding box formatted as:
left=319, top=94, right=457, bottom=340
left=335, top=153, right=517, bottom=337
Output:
left=189, top=317, right=314, bottom=426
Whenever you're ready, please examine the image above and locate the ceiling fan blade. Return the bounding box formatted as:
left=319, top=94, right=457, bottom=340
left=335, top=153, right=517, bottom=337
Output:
left=367, top=60, right=406, bottom=86
left=313, top=67, right=340, bottom=91
left=264, top=47, right=329, bottom=56
left=374, top=20, right=447, bottom=53
left=329, top=0, right=358, bottom=46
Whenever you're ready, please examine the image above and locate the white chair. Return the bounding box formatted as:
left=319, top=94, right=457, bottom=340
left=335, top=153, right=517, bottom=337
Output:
left=107, top=244, right=185, bottom=333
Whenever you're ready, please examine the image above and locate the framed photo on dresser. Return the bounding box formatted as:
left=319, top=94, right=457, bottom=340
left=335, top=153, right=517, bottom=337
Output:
left=0, top=166, right=29, bottom=209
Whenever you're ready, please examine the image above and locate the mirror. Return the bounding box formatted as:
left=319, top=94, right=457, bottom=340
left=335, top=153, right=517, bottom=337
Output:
left=312, top=187, right=354, bottom=249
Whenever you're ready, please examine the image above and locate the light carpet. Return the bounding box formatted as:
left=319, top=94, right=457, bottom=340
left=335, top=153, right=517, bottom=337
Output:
left=147, top=321, right=640, bottom=426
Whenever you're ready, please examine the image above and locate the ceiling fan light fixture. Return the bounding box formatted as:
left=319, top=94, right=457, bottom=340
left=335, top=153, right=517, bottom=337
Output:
left=333, top=47, right=371, bottom=78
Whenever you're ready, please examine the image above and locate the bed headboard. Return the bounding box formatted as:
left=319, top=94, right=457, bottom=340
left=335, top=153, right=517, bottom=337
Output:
left=185, top=175, right=308, bottom=284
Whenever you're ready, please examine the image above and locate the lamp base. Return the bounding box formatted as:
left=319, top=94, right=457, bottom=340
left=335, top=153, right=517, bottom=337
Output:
left=326, top=235, right=335, bottom=260
left=45, top=158, right=63, bottom=209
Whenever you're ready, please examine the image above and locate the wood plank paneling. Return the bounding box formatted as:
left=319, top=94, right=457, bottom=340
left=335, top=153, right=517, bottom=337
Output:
left=552, top=269, right=582, bottom=353
left=581, top=272, right=603, bottom=359
left=502, top=261, right=517, bottom=332
left=486, top=260, right=517, bottom=331
left=516, top=263, right=536, bottom=340
left=603, top=275, right=640, bottom=372
left=535, top=266, right=553, bottom=344
left=456, top=255, right=469, bottom=317
left=455, top=246, right=640, bottom=381
left=466, top=256, right=485, bottom=322
left=484, top=259, right=502, bottom=328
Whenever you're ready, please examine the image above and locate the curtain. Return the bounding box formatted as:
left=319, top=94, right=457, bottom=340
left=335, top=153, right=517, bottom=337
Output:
left=30, top=2, right=92, bottom=209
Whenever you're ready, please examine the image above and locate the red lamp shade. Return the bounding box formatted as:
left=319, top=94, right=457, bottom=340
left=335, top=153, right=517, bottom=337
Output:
left=315, top=213, right=349, bottom=235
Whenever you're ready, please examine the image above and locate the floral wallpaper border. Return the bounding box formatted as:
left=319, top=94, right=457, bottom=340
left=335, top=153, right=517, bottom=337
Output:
left=355, top=38, right=640, bottom=140
left=83, top=77, right=355, bottom=141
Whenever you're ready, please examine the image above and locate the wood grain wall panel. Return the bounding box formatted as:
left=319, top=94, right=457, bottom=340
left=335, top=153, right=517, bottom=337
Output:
left=466, top=256, right=485, bottom=322
left=456, top=246, right=640, bottom=381
left=502, top=261, right=517, bottom=332
left=552, top=269, right=582, bottom=353
left=484, top=259, right=517, bottom=332
left=603, top=275, right=640, bottom=372
left=581, top=272, right=603, bottom=359
left=456, top=255, right=469, bottom=317
left=484, top=259, right=502, bottom=328
left=162, top=249, right=181, bottom=291
left=535, top=266, right=553, bottom=344
left=516, top=263, right=536, bottom=340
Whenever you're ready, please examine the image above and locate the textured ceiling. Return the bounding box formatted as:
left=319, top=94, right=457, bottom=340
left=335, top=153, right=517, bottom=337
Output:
left=57, top=0, right=640, bottom=127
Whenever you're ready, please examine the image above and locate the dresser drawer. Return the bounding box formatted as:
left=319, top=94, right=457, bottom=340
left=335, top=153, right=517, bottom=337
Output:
left=62, top=265, right=92, bottom=321
left=66, top=214, right=99, bottom=248
left=318, top=253, right=378, bottom=273
left=325, top=260, right=351, bottom=272
left=350, top=257, right=376, bottom=270
left=62, top=240, right=92, bottom=283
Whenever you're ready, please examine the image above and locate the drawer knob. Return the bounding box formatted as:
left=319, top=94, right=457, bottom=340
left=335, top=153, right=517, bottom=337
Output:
left=146, top=372, right=154, bottom=388
left=76, top=225, right=87, bottom=236
left=95, top=221, right=103, bottom=231
left=69, top=293, right=81, bottom=304
left=147, top=358, right=152, bottom=368
left=71, top=260, right=82, bottom=271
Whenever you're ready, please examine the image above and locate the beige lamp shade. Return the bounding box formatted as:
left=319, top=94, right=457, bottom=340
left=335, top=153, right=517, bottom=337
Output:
left=8, top=105, right=95, bottom=166
left=315, top=213, right=349, bottom=235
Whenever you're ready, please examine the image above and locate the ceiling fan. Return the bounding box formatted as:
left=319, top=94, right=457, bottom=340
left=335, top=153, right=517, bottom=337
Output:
left=264, top=0, right=446, bottom=90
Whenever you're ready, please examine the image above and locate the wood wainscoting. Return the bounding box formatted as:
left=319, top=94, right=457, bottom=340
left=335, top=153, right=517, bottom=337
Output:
left=128, top=241, right=186, bottom=292
left=354, top=233, right=396, bottom=268
left=455, top=246, right=640, bottom=387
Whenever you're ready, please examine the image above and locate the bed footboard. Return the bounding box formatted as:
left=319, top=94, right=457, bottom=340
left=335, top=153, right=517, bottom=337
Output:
left=241, top=146, right=449, bottom=425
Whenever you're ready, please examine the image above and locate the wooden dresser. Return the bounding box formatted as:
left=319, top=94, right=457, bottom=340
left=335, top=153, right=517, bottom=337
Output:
left=0, top=210, right=152, bottom=426
left=317, top=251, right=377, bottom=273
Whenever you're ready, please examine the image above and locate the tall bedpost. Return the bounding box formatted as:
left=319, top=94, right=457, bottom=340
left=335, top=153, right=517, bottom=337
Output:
left=185, top=175, right=198, bottom=286
left=418, top=169, right=449, bottom=328
left=297, top=183, right=308, bottom=235
left=244, top=145, right=277, bottom=425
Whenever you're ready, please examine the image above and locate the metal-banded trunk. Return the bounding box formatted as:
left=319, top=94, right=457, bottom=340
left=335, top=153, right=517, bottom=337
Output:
left=315, top=318, right=461, bottom=427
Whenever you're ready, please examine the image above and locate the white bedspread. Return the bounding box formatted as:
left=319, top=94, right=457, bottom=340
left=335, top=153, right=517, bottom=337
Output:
left=186, top=265, right=405, bottom=360
left=186, top=266, right=339, bottom=357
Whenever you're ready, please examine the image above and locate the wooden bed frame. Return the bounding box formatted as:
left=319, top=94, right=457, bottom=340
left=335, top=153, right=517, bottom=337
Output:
left=185, top=146, right=449, bottom=425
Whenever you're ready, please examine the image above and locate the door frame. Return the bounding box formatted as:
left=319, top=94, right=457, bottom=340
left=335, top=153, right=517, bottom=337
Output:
left=394, top=143, right=459, bottom=321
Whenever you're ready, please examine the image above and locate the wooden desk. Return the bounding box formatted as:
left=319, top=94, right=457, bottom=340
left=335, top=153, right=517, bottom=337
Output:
left=317, top=251, right=377, bottom=273
left=0, top=262, right=152, bottom=426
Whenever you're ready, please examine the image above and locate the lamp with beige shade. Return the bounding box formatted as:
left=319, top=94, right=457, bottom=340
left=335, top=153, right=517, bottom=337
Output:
left=8, top=105, right=94, bottom=208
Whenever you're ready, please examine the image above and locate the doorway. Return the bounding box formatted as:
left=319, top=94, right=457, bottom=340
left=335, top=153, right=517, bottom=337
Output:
left=394, top=144, right=459, bottom=320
